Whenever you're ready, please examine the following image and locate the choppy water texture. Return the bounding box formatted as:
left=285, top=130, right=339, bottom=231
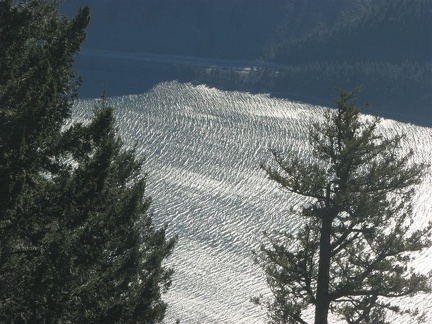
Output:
left=73, top=81, right=432, bottom=323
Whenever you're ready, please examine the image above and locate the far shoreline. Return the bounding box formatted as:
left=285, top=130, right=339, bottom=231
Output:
left=74, top=50, right=432, bottom=128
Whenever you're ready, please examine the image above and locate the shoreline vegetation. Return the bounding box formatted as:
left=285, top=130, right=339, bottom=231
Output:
left=63, top=0, right=432, bottom=127
left=75, top=49, right=431, bottom=127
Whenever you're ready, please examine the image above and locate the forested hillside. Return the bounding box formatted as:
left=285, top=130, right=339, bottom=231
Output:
left=269, top=0, right=431, bottom=64
left=62, top=0, right=374, bottom=60
left=61, top=0, right=432, bottom=125
left=263, top=0, right=432, bottom=124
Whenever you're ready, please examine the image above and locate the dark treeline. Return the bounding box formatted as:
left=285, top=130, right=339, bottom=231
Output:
left=177, top=60, right=430, bottom=125
left=265, top=0, right=432, bottom=124
left=61, top=0, right=432, bottom=125
left=175, top=0, right=431, bottom=125
left=62, top=0, right=375, bottom=60
left=269, top=0, right=431, bottom=64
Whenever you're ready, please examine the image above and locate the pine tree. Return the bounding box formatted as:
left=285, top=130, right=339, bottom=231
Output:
left=56, top=98, right=176, bottom=322
left=254, top=89, right=431, bottom=323
left=1, top=1, right=90, bottom=320
left=1, top=1, right=176, bottom=322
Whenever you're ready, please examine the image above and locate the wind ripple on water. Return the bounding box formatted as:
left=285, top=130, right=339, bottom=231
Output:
left=72, top=81, right=432, bottom=323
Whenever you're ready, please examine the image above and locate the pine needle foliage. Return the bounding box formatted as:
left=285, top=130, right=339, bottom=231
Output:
left=1, top=1, right=176, bottom=322
left=57, top=98, right=176, bottom=323
left=255, top=89, right=431, bottom=324
left=1, top=1, right=90, bottom=320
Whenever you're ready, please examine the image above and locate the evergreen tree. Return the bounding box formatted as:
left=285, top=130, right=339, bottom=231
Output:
left=1, top=1, right=90, bottom=320
left=0, top=1, right=176, bottom=322
left=254, top=89, right=431, bottom=323
left=57, top=98, right=176, bottom=323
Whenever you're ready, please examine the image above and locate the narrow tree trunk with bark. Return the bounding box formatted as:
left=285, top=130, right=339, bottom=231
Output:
left=314, top=212, right=332, bottom=324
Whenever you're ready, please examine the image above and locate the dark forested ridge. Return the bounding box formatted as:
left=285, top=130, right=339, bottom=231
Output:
left=61, top=0, right=377, bottom=60
left=269, top=0, right=432, bottom=64
left=263, top=0, right=432, bottom=125
left=61, top=0, right=432, bottom=126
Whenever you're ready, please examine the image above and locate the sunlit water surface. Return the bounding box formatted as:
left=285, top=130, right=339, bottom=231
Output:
left=72, top=81, right=432, bottom=323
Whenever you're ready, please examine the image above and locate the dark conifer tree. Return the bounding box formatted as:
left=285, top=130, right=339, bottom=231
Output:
left=57, top=98, right=176, bottom=323
left=255, top=89, right=431, bottom=323
left=1, top=1, right=90, bottom=320
left=0, top=1, right=176, bottom=322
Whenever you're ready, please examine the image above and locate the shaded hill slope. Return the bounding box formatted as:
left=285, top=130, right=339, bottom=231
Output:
left=61, top=0, right=432, bottom=126
left=61, top=0, right=374, bottom=60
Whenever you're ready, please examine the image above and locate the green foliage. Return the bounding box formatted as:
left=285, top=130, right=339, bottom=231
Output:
left=57, top=99, right=176, bottom=323
left=1, top=1, right=90, bottom=320
left=255, top=89, right=431, bottom=323
left=0, top=1, right=176, bottom=323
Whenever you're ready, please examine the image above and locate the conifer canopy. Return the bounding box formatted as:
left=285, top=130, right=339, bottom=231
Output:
left=0, top=1, right=176, bottom=322
left=255, top=89, right=431, bottom=324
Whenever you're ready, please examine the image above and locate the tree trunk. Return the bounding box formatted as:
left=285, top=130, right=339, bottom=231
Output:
left=315, top=213, right=332, bottom=324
